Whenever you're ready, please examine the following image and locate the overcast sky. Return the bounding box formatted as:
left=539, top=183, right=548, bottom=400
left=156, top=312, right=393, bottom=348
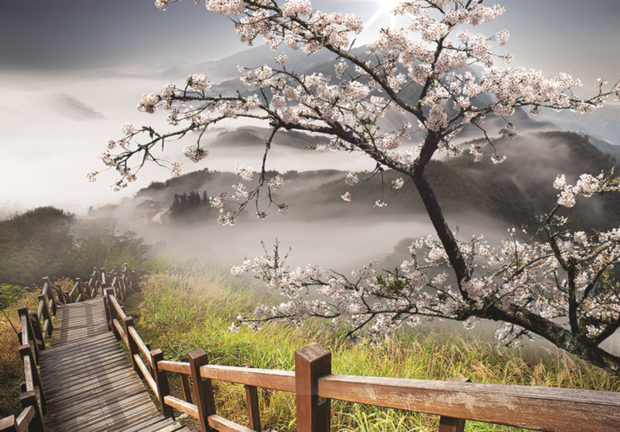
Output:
left=1, top=0, right=619, bottom=213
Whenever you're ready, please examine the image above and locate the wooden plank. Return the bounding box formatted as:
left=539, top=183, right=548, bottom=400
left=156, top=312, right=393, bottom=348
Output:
left=15, top=406, right=35, bottom=432
left=47, top=381, right=155, bottom=421
left=44, top=366, right=148, bottom=401
left=208, top=414, right=256, bottom=432
left=201, top=365, right=295, bottom=392
left=159, top=360, right=190, bottom=375
left=164, top=395, right=199, bottom=418
left=114, top=415, right=176, bottom=432
left=438, top=377, right=470, bottom=432
left=0, top=415, right=17, bottom=432
left=41, top=352, right=127, bottom=384
left=113, top=318, right=128, bottom=345
left=109, top=295, right=127, bottom=320
left=317, top=375, right=620, bottom=432
left=48, top=392, right=157, bottom=432
left=22, top=354, right=33, bottom=392
left=135, top=354, right=159, bottom=398
left=129, top=325, right=153, bottom=367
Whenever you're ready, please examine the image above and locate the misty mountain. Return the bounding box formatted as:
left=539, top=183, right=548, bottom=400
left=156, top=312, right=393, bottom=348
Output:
left=210, top=127, right=330, bottom=149
left=134, top=130, right=619, bottom=234
left=50, top=93, right=105, bottom=120
left=588, top=135, right=620, bottom=162
left=529, top=104, right=620, bottom=145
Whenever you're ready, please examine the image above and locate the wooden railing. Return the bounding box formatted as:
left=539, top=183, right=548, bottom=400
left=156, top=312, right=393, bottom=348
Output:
left=102, top=289, right=620, bottom=432
left=3, top=265, right=620, bottom=431
left=0, top=265, right=139, bottom=432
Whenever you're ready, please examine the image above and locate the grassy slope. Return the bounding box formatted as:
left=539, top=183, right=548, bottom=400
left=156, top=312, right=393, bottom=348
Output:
left=126, top=256, right=620, bottom=432
left=0, top=289, right=41, bottom=419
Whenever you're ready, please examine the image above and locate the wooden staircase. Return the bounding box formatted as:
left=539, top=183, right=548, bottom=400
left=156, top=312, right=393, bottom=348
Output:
left=40, top=298, right=190, bottom=432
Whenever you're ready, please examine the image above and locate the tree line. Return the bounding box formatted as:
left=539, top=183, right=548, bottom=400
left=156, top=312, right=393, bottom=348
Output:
left=0, top=206, right=150, bottom=290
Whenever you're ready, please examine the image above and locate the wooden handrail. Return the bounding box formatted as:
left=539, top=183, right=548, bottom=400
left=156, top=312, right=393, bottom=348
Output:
left=153, top=349, right=620, bottom=432
left=129, top=326, right=153, bottom=367
left=135, top=354, right=159, bottom=398
left=203, top=365, right=295, bottom=393
left=0, top=405, right=35, bottom=432
left=132, top=324, right=620, bottom=432
left=109, top=295, right=127, bottom=320
left=164, top=395, right=198, bottom=418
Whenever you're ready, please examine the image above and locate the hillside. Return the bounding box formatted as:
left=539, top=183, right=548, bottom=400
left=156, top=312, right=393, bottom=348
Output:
left=135, top=130, right=620, bottom=233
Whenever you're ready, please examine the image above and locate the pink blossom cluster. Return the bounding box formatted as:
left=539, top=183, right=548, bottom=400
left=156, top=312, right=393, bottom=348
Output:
left=207, top=0, right=244, bottom=16
left=234, top=164, right=254, bottom=181
left=268, top=175, right=284, bottom=190
left=183, top=145, right=209, bottom=163
left=345, top=172, right=359, bottom=186
left=554, top=173, right=602, bottom=207
left=209, top=192, right=229, bottom=209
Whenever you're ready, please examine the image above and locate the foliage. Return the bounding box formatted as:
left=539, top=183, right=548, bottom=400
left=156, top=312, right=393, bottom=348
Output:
left=0, top=285, right=24, bottom=310
left=0, top=207, right=75, bottom=287
left=95, top=0, right=620, bottom=376
left=169, top=190, right=216, bottom=222
left=0, top=207, right=151, bottom=287
left=73, top=219, right=152, bottom=272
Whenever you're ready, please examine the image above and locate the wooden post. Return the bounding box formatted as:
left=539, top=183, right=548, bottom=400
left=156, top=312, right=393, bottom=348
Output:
left=132, top=267, right=139, bottom=291
left=20, top=390, right=44, bottom=432
left=122, top=276, right=128, bottom=300
left=77, top=278, right=85, bottom=301
left=438, top=378, right=471, bottom=432
left=123, top=317, right=143, bottom=379
left=107, top=290, right=121, bottom=341
left=295, top=343, right=331, bottom=432
left=151, top=349, right=174, bottom=418
left=181, top=375, right=192, bottom=403
left=188, top=349, right=216, bottom=432
left=104, top=288, right=114, bottom=332
left=19, top=344, right=46, bottom=413
left=42, top=279, right=58, bottom=314
left=100, top=268, right=107, bottom=287
left=123, top=264, right=130, bottom=293
left=18, top=308, right=39, bottom=362
left=245, top=384, right=262, bottom=432
left=37, top=294, right=53, bottom=338
left=29, top=313, right=45, bottom=351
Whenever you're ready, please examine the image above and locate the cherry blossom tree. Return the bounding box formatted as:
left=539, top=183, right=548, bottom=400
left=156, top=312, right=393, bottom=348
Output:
left=93, top=0, right=620, bottom=376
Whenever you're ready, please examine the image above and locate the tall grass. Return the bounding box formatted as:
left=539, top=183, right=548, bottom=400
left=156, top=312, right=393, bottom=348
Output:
left=0, top=289, right=41, bottom=419
left=130, top=256, right=620, bottom=431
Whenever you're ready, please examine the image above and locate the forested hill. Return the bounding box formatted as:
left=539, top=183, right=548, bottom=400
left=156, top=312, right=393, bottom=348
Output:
left=136, top=131, right=620, bottom=232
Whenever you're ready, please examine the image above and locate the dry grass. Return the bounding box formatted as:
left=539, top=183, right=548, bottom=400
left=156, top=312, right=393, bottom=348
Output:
left=0, top=288, right=41, bottom=419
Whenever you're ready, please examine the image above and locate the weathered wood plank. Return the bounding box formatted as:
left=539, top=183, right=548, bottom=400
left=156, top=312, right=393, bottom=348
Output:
left=317, top=374, right=620, bottom=432
left=208, top=414, right=256, bottom=432
left=200, top=365, right=295, bottom=392
left=164, top=395, right=199, bottom=418
left=16, top=406, right=35, bottom=432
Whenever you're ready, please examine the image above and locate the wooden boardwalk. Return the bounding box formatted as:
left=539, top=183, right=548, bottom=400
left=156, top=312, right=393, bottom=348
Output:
left=39, top=298, right=191, bottom=432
